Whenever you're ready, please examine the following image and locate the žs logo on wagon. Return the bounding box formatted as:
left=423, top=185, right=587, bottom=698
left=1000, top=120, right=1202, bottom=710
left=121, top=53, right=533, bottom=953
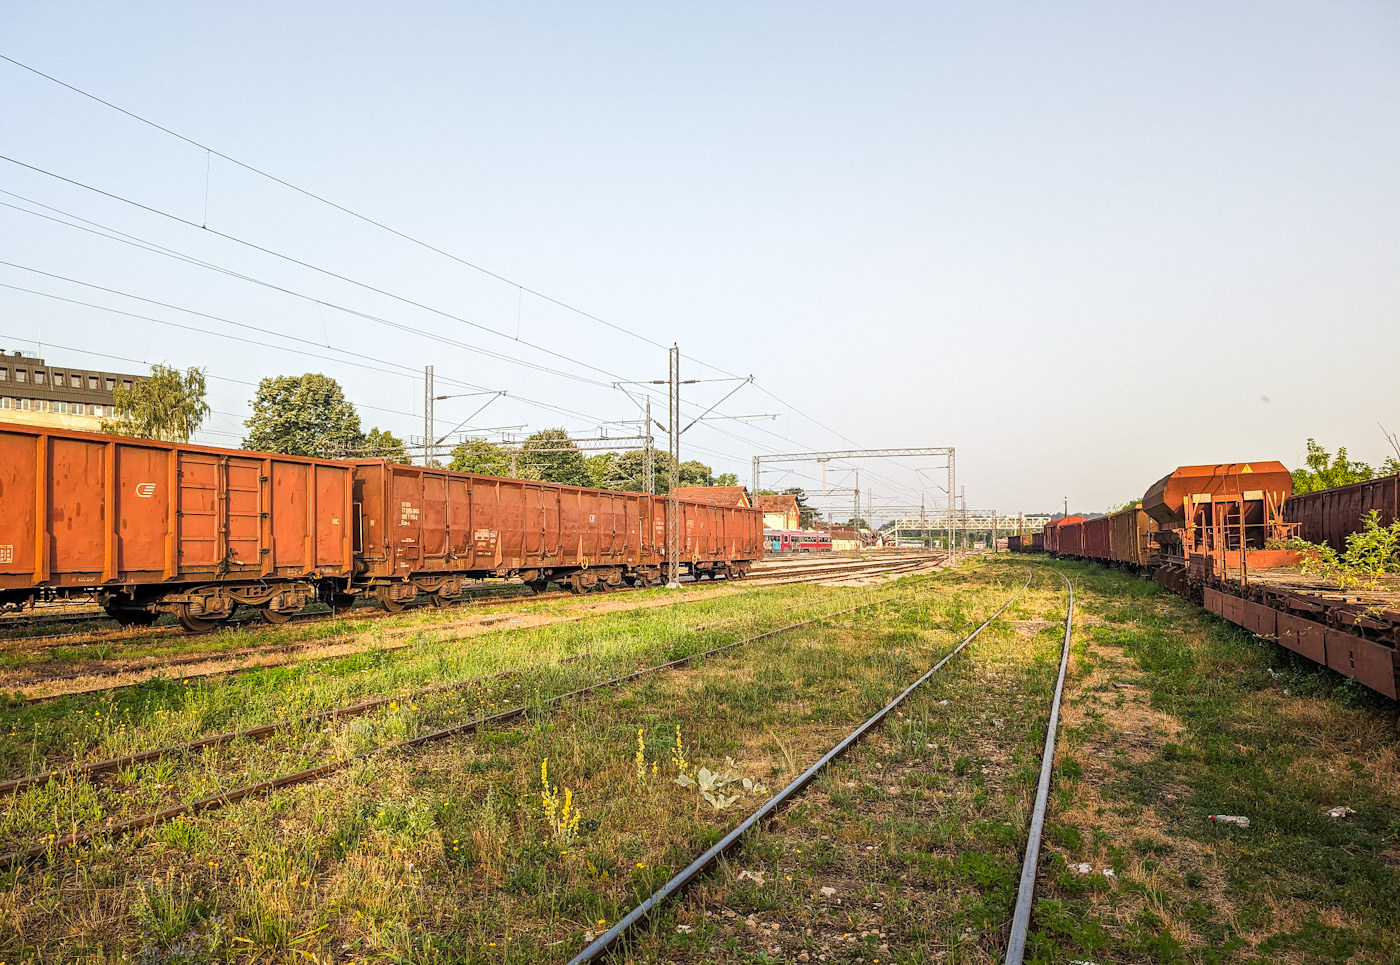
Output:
left=134, top=483, right=157, bottom=498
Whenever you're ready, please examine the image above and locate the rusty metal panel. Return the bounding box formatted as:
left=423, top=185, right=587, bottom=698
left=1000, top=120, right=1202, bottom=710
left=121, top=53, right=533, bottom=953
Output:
left=1324, top=629, right=1399, bottom=698
left=1285, top=474, right=1400, bottom=551
left=225, top=457, right=263, bottom=572
left=1203, top=587, right=1224, bottom=616
left=1276, top=613, right=1327, bottom=664
left=392, top=469, right=422, bottom=571
left=115, top=444, right=170, bottom=575
left=1084, top=517, right=1111, bottom=560
left=177, top=453, right=219, bottom=569
left=421, top=473, right=448, bottom=564
left=446, top=476, right=470, bottom=561
left=314, top=464, right=349, bottom=570
left=46, top=436, right=105, bottom=578
left=270, top=460, right=308, bottom=571
left=0, top=431, right=39, bottom=584
left=1143, top=462, right=1293, bottom=526
left=1242, top=601, right=1277, bottom=638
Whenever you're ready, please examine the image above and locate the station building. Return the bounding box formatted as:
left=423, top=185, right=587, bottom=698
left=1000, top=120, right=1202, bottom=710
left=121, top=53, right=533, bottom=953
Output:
left=0, top=349, right=144, bottom=432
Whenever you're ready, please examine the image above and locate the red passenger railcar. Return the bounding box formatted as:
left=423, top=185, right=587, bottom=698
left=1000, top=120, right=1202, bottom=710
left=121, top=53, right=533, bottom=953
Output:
left=0, top=424, right=353, bottom=629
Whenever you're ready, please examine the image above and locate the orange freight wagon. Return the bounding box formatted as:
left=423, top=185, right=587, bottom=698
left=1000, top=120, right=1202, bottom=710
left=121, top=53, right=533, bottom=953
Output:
left=352, top=462, right=654, bottom=603
left=0, top=425, right=352, bottom=629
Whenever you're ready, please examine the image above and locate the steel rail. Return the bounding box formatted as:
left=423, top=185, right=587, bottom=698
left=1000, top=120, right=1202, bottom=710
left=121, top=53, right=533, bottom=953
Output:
left=1004, top=573, right=1074, bottom=965
left=0, top=588, right=874, bottom=797
left=0, top=586, right=927, bottom=869
left=566, top=568, right=1033, bottom=965
left=8, top=558, right=936, bottom=703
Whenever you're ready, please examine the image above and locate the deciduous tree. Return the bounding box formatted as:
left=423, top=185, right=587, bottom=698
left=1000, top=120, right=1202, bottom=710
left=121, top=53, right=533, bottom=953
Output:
left=101, top=364, right=210, bottom=442
left=242, top=373, right=363, bottom=458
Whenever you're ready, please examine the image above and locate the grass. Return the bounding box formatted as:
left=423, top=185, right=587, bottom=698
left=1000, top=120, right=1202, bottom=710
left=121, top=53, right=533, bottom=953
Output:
left=3, top=555, right=1397, bottom=963
left=1026, top=557, right=1400, bottom=964
left=0, top=565, right=992, bottom=961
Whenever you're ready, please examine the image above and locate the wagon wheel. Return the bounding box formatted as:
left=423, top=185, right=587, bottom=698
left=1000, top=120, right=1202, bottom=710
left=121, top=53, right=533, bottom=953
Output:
left=175, top=604, right=224, bottom=633
left=527, top=580, right=549, bottom=595
left=259, top=606, right=295, bottom=625
left=567, top=581, right=584, bottom=595
left=376, top=588, right=408, bottom=613
left=429, top=591, right=457, bottom=608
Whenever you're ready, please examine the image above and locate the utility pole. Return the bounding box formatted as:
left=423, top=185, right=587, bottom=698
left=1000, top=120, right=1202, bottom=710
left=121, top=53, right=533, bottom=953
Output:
left=667, top=345, right=681, bottom=588
left=1064, top=496, right=1068, bottom=520
left=852, top=470, right=860, bottom=530
left=992, top=508, right=998, bottom=554
left=423, top=365, right=435, bottom=467
left=644, top=397, right=654, bottom=494
left=946, top=452, right=955, bottom=563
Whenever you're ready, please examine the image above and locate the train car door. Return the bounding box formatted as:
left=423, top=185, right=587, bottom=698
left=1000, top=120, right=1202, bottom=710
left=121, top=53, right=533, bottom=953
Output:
left=391, top=468, right=423, bottom=573
left=421, top=472, right=449, bottom=569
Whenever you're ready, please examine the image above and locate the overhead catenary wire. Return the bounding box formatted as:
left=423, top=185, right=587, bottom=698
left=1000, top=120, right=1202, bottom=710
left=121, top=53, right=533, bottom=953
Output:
left=0, top=46, right=907, bottom=467
left=0, top=57, right=939, bottom=495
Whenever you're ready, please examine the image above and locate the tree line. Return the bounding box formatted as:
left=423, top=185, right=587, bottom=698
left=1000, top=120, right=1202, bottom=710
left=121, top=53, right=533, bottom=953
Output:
left=100, top=368, right=740, bottom=491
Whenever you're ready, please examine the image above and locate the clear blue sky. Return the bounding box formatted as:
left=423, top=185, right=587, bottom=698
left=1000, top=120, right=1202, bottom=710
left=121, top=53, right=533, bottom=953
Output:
left=2, top=2, right=1397, bottom=518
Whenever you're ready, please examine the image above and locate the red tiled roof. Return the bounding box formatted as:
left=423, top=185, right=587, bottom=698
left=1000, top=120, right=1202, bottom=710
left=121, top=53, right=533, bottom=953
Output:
left=672, top=486, right=750, bottom=508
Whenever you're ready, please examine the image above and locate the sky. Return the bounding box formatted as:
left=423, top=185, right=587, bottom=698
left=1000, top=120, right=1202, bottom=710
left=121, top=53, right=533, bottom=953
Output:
left=2, top=2, right=1397, bottom=520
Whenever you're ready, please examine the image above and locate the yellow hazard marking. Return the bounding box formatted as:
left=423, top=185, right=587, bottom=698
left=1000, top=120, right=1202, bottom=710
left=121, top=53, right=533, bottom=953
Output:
left=1241, top=464, right=1253, bottom=473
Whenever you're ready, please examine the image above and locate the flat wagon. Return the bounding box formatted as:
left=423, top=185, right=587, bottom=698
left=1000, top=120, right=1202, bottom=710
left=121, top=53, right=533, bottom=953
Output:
left=0, top=425, right=353, bottom=629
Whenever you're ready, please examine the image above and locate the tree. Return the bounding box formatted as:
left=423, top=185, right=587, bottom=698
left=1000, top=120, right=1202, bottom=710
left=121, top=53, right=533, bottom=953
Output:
left=362, top=427, right=410, bottom=464
left=585, top=452, right=620, bottom=489
left=1291, top=439, right=1376, bottom=494
left=243, top=373, right=363, bottom=458
left=449, top=438, right=513, bottom=476
left=784, top=487, right=822, bottom=528
left=101, top=364, right=210, bottom=442
left=678, top=460, right=713, bottom=488
left=520, top=428, right=588, bottom=486
left=714, top=472, right=740, bottom=487
left=842, top=517, right=870, bottom=530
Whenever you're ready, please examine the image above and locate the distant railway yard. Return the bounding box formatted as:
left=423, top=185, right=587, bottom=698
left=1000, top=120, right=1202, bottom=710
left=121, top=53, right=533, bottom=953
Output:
left=2, top=554, right=1398, bottom=963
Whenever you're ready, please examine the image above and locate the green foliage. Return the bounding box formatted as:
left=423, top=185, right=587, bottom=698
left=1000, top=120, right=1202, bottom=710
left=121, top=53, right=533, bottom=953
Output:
left=242, top=373, right=363, bottom=458
left=715, top=472, right=740, bottom=487
left=520, top=428, right=588, bottom=486
left=101, top=363, right=210, bottom=442
left=1291, top=439, right=1376, bottom=494
left=449, top=438, right=513, bottom=476
left=1291, top=510, right=1400, bottom=589
left=678, top=460, right=712, bottom=487
left=585, top=452, right=619, bottom=489
left=362, top=426, right=410, bottom=464
left=785, top=487, right=821, bottom=528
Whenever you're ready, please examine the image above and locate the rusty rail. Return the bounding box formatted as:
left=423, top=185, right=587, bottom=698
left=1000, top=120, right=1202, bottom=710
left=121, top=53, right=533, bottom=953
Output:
left=566, top=568, right=1031, bottom=964
left=0, top=586, right=929, bottom=869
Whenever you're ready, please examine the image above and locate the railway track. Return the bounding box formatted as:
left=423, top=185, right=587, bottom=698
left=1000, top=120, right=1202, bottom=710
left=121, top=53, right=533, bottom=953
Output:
left=0, top=554, right=935, bottom=652
left=563, top=568, right=1071, bottom=964
left=1, top=555, right=941, bottom=702
left=0, top=582, right=935, bottom=869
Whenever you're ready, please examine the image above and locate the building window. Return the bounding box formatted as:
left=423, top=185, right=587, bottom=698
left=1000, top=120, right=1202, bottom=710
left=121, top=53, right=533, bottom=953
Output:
left=0, top=368, right=6, bottom=381
left=0, top=398, right=9, bottom=409
left=56, top=401, right=68, bottom=414
left=39, top=400, right=51, bottom=412
left=34, top=371, right=45, bottom=385
left=70, top=374, right=81, bottom=388
left=88, top=375, right=98, bottom=390
left=15, top=370, right=26, bottom=383
left=18, top=399, right=30, bottom=411
left=92, top=404, right=104, bottom=417
left=122, top=379, right=133, bottom=391
left=105, top=378, right=115, bottom=391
